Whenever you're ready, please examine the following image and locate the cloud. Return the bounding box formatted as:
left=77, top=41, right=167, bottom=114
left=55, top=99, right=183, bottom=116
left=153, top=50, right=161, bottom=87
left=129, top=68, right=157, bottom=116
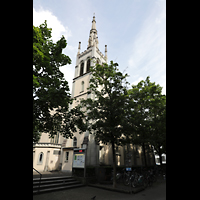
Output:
left=127, top=2, right=166, bottom=94
left=156, top=11, right=166, bottom=24
left=33, top=7, right=76, bottom=93
left=33, top=7, right=72, bottom=42
left=59, top=65, right=74, bottom=93
left=130, top=76, right=144, bottom=86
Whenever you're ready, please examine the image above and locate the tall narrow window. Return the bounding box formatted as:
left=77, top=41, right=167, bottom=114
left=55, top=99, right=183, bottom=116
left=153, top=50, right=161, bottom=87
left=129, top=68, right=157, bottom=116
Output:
left=73, top=137, right=77, bottom=147
left=80, top=63, right=84, bottom=76
left=39, top=153, right=43, bottom=162
left=38, top=152, right=44, bottom=164
left=65, top=152, right=69, bottom=161
left=81, top=81, right=84, bottom=92
left=87, top=59, right=90, bottom=72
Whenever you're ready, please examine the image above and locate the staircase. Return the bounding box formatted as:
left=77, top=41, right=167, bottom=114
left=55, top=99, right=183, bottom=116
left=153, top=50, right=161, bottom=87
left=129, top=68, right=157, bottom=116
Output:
left=33, top=176, right=84, bottom=195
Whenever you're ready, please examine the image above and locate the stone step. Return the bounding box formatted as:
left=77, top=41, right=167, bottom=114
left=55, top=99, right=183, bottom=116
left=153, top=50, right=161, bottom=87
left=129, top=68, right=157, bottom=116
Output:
left=33, top=183, right=84, bottom=195
left=33, top=176, right=85, bottom=195
left=33, top=176, right=73, bottom=183
left=33, top=180, right=80, bottom=189
left=33, top=178, right=76, bottom=186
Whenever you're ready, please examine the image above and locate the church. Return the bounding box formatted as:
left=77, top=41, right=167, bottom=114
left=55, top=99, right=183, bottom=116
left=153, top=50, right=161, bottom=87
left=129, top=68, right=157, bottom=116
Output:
left=33, top=15, right=155, bottom=174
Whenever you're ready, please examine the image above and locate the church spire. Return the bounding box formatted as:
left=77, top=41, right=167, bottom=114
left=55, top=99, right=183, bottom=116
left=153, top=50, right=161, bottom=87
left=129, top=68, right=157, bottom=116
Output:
left=91, top=15, right=96, bottom=30
left=77, top=41, right=81, bottom=55
left=105, top=45, right=107, bottom=62
left=88, top=14, right=98, bottom=48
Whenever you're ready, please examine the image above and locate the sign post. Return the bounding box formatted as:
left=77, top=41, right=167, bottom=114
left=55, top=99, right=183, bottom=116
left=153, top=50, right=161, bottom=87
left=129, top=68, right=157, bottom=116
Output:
left=84, top=148, right=87, bottom=178
left=73, top=148, right=86, bottom=178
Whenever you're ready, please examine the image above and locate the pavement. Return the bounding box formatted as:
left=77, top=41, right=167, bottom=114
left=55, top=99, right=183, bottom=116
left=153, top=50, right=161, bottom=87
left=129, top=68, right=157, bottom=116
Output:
left=33, top=178, right=166, bottom=200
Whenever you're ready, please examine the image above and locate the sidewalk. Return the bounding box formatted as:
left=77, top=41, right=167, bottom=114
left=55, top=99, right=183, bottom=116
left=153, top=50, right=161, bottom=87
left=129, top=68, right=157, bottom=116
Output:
left=33, top=180, right=166, bottom=200
left=88, top=182, right=144, bottom=194
left=88, top=176, right=165, bottom=194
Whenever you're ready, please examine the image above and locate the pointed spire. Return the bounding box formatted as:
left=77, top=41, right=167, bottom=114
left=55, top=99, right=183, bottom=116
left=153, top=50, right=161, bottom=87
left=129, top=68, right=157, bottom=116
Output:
left=105, top=45, right=107, bottom=62
left=77, top=41, right=81, bottom=55
left=88, top=15, right=98, bottom=48
left=91, top=14, right=96, bottom=30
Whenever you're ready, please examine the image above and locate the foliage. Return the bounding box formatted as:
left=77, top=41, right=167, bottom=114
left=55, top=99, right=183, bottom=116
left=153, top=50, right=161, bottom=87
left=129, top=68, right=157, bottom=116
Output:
left=80, top=61, right=129, bottom=188
left=33, top=21, right=84, bottom=142
left=127, top=76, right=166, bottom=166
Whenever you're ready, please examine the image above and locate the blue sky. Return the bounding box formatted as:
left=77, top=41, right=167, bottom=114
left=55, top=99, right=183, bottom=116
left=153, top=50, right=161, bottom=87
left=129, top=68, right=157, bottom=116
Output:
left=33, top=0, right=166, bottom=94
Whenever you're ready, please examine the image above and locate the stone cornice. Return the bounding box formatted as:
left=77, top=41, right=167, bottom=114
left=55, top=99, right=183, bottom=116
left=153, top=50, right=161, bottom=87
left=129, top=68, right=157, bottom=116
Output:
left=73, top=71, right=91, bottom=81
left=78, top=49, right=92, bottom=59
left=33, top=143, right=61, bottom=149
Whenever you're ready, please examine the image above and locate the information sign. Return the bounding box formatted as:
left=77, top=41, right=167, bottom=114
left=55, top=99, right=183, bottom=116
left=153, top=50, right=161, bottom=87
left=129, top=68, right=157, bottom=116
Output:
left=73, top=153, right=85, bottom=168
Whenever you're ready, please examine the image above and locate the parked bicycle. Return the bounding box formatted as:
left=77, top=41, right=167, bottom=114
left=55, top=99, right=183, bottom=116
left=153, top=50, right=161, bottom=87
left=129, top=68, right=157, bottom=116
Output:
left=111, top=168, right=124, bottom=183
left=123, top=168, right=132, bottom=186
left=131, top=170, right=148, bottom=188
left=142, top=169, right=157, bottom=187
left=111, top=167, right=158, bottom=188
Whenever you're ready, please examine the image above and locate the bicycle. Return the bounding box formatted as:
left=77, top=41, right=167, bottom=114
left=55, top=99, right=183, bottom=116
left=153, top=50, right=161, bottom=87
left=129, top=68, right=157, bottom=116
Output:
left=131, top=170, right=148, bottom=188
left=123, top=168, right=132, bottom=186
left=143, top=169, right=156, bottom=187
left=111, top=169, right=124, bottom=183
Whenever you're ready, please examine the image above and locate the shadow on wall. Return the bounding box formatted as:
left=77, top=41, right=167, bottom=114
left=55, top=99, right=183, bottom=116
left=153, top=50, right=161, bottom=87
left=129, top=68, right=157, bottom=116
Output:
left=44, top=152, right=61, bottom=172
left=99, top=144, right=112, bottom=166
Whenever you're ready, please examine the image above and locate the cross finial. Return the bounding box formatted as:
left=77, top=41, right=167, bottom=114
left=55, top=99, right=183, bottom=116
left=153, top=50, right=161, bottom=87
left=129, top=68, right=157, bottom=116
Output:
left=93, top=12, right=95, bottom=17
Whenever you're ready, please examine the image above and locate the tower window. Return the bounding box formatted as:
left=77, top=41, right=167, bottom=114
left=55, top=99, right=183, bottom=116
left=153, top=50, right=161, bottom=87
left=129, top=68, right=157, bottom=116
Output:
left=81, top=81, right=84, bottom=92
left=80, top=63, right=84, bottom=76
left=73, top=137, right=77, bottom=147
left=87, top=59, right=90, bottom=72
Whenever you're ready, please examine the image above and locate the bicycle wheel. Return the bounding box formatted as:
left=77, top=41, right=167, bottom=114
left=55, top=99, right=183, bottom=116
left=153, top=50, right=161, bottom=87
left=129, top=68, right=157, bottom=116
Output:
left=143, top=178, right=148, bottom=188
left=131, top=178, right=137, bottom=188
left=148, top=178, right=153, bottom=187
left=123, top=174, right=130, bottom=186
left=153, top=175, right=157, bottom=182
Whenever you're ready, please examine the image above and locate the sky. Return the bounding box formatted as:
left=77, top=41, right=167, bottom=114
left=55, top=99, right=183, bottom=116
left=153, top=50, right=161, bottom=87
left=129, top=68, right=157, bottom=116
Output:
left=33, top=0, right=166, bottom=95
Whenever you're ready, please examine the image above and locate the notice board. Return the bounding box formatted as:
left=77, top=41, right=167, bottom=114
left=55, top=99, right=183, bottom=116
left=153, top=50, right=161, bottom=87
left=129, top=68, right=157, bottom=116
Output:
left=73, top=153, right=85, bottom=168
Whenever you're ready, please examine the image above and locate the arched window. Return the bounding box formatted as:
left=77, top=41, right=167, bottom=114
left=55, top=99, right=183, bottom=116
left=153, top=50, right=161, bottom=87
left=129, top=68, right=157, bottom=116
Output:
left=87, top=59, right=90, bottom=72
left=81, top=81, right=84, bottom=92
left=80, top=62, right=84, bottom=76
left=38, top=152, right=44, bottom=164
left=73, top=137, right=77, bottom=147
left=96, top=58, right=100, bottom=64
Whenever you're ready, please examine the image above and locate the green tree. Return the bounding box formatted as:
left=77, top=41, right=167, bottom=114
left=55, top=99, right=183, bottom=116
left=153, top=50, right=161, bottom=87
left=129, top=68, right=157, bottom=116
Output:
left=127, top=76, right=166, bottom=167
left=148, top=93, right=166, bottom=166
left=33, top=21, right=84, bottom=142
left=80, top=61, right=129, bottom=188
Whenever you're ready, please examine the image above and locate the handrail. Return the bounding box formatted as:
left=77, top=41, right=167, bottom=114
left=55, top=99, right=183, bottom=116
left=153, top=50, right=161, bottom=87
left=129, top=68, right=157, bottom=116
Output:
left=33, top=168, right=42, bottom=193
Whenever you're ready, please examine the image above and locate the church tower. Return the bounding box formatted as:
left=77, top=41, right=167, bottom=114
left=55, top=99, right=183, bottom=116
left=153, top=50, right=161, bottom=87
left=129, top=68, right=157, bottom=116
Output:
left=68, top=15, right=108, bottom=167
left=72, top=15, right=107, bottom=101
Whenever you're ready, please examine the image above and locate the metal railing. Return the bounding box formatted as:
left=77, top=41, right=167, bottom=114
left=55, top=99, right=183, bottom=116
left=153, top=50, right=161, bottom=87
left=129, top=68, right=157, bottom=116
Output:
left=33, top=168, right=42, bottom=193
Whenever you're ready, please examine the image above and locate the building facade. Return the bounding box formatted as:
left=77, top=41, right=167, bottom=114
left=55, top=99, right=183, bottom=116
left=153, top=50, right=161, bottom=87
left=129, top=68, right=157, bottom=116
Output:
left=33, top=15, right=155, bottom=174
